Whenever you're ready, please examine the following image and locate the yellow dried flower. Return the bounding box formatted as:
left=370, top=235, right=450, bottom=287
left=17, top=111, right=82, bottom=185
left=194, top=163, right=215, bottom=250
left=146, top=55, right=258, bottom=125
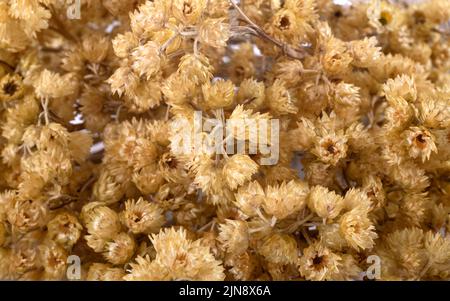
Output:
left=199, top=18, right=230, bottom=49
left=84, top=205, right=121, bottom=240
left=104, top=232, right=136, bottom=265
left=218, top=219, right=249, bottom=255
left=201, top=79, right=235, bottom=109
left=263, top=180, right=309, bottom=220
left=38, top=240, right=68, bottom=280
left=339, top=210, right=378, bottom=251
left=0, top=73, right=24, bottom=102
left=33, top=70, right=77, bottom=99
left=178, top=53, right=214, bottom=85
left=266, top=79, right=298, bottom=116
left=87, top=263, right=126, bottom=281
left=298, top=242, right=341, bottom=281
left=0, top=0, right=448, bottom=282
left=403, top=126, right=437, bottom=162
left=307, top=186, right=344, bottom=221
left=125, top=228, right=225, bottom=280
left=121, top=198, right=165, bottom=234
left=223, top=155, right=259, bottom=190
left=46, top=213, right=82, bottom=249
left=172, top=0, right=207, bottom=25
left=259, top=233, right=298, bottom=265
left=131, top=41, right=161, bottom=80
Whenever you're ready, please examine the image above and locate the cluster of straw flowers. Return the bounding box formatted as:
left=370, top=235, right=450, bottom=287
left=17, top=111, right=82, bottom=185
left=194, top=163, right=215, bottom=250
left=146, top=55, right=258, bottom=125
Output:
left=0, top=0, right=449, bottom=280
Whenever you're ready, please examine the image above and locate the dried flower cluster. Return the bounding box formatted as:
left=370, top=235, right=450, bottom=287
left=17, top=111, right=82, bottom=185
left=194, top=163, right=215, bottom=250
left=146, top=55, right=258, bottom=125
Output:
left=0, top=0, right=449, bottom=281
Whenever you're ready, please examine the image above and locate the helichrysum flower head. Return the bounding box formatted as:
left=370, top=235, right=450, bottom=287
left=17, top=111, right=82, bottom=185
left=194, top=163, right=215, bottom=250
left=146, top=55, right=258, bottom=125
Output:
left=259, top=233, right=298, bottom=265
left=383, top=74, right=417, bottom=103
left=125, top=228, right=225, bottom=280
left=0, top=73, right=24, bottom=102
left=87, top=263, right=126, bottom=281
left=312, top=132, right=348, bottom=165
left=172, top=0, right=207, bottom=25
left=201, top=79, right=235, bottom=109
left=307, top=186, right=344, bottom=221
left=7, top=198, right=48, bottom=233
left=263, top=180, right=309, bottom=220
left=199, top=18, right=230, bottom=49
left=403, top=126, right=437, bottom=162
left=38, top=240, right=68, bottom=280
left=222, top=155, right=259, bottom=190
left=218, top=219, right=249, bottom=255
left=131, top=41, right=161, bottom=80
left=234, top=181, right=265, bottom=219
left=298, top=242, right=341, bottom=281
left=84, top=205, right=121, bottom=240
left=339, top=210, right=378, bottom=251
left=121, top=198, right=165, bottom=234
left=178, top=53, right=213, bottom=85
left=33, top=70, right=77, bottom=99
left=81, top=33, right=110, bottom=64
left=266, top=79, right=298, bottom=116
left=46, top=213, right=82, bottom=249
left=349, top=37, right=382, bottom=68
left=236, top=78, right=266, bottom=110
left=104, top=232, right=136, bottom=265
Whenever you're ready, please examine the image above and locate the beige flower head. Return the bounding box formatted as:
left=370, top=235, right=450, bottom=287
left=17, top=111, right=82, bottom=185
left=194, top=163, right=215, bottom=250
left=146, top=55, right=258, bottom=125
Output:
left=218, top=219, right=249, bottom=255
left=223, top=155, right=259, bottom=190
left=404, top=126, right=437, bottom=162
left=307, top=185, right=344, bottom=221
left=298, top=242, right=341, bottom=281
left=121, top=197, right=165, bottom=234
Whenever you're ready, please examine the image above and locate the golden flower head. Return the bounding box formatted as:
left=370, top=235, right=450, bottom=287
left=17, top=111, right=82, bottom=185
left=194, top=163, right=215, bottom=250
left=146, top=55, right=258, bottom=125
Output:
left=125, top=228, right=225, bottom=280
left=339, top=210, right=378, bottom=251
left=307, top=185, right=344, bottom=221
left=259, top=233, right=298, bottom=265
left=312, top=131, right=348, bottom=166
left=201, top=79, right=235, bottom=109
left=404, top=126, right=437, bottom=162
left=121, top=197, right=165, bottom=234
left=222, top=155, right=259, bottom=190
left=172, top=0, right=207, bottom=25
left=131, top=41, right=161, bottom=80
left=0, top=73, right=24, bottom=102
left=199, top=18, right=230, bottom=49
left=87, top=263, right=126, bottom=281
left=104, top=232, right=136, bottom=265
left=234, top=181, right=265, bottom=219
left=46, top=212, right=82, bottom=249
left=263, top=180, right=309, bottom=220
left=84, top=205, right=122, bottom=240
left=38, top=240, right=68, bottom=280
left=218, top=219, right=249, bottom=255
left=298, top=242, right=341, bottom=281
left=178, top=53, right=213, bottom=85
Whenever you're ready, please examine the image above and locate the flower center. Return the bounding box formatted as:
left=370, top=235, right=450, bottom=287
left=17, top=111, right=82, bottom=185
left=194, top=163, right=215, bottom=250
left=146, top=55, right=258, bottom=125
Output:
left=279, top=16, right=290, bottom=30
left=3, top=80, right=18, bottom=96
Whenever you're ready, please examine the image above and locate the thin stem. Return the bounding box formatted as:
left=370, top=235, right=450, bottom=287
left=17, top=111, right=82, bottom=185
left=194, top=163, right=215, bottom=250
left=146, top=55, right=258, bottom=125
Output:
left=40, top=98, right=50, bottom=125
left=418, top=259, right=433, bottom=280
left=159, top=33, right=180, bottom=54
left=281, top=212, right=315, bottom=233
